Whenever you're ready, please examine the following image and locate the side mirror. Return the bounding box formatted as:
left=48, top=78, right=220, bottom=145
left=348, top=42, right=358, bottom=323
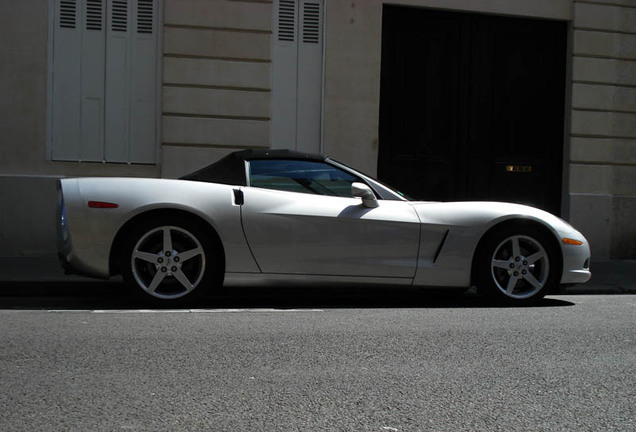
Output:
left=351, top=182, right=379, bottom=208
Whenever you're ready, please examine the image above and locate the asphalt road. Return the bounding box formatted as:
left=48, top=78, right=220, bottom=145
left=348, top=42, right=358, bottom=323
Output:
left=0, top=285, right=634, bottom=431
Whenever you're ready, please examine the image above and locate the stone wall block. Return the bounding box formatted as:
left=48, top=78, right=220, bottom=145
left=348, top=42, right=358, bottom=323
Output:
left=569, top=193, right=613, bottom=258
left=569, top=164, right=614, bottom=194
left=573, top=57, right=636, bottom=86
left=612, top=196, right=636, bottom=257
left=613, top=165, right=636, bottom=196
left=164, top=0, right=272, bottom=31
left=161, top=146, right=237, bottom=179
left=575, top=3, right=636, bottom=33
left=162, top=116, right=269, bottom=147
left=574, top=30, right=636, bottom=60
left=164, top=27, right=270, bottom=61
left=163, top=57, right=270, bottom=89
left=571, top=137, right=636, bottom=165
left=572, top=83, right=636, bottom=112
left=572, top=110, right=636, bottom=138
left=163, top=87, right=270, bottom=118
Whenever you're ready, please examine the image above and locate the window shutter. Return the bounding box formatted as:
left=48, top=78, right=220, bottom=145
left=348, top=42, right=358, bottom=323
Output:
left=129, top=0, right=158, bottom=163
left=105, top=0, right=158, bottom=163
left=272, top=0, right=323, bottom=153
left=137, top=0, right=153, bottom=34
left=80, top=0, right=106, bottom=161
left=60, top=0, right=77, bottom=28
left=86, top=0, right=103, bottom=30
left=272, top=0, right=299, bottom=150
left=52, top=0, right=82, bottom=160
left=278, top=0, right=296, bottom=42
left=111, top=0, right=127, bottom=32
left=301, top=2, right=320, bottom=44
left=104, top=0, right=130, bottom=162
left=52, top=0, right=157, bottom=163
left=296, top=0, right=323, bottom=153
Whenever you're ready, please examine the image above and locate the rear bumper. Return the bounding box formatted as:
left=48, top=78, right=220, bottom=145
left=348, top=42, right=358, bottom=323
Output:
left=56, top=179, right=110, bottom=280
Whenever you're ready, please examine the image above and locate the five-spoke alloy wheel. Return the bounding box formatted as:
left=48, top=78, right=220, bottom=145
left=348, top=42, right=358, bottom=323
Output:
left=476, top=225, right=560, bottom=304
left=122, top=217, right=221, bottom=304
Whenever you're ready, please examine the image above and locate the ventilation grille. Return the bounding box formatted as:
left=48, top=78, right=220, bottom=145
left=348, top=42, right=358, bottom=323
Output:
left=60, top=0, right=77, bottom=29
left=86, top=0, right=103, bottom=31
left=112, top=0, right=127, bottom=32
left=302, top=2, right=320, bottom=44
left=137, top=0, right=153, bottom=34
left=278, top=0, right=295, bottom=42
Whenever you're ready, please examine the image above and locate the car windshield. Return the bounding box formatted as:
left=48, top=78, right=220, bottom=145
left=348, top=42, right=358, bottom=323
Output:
left=326, top=158, right=413, bottom=201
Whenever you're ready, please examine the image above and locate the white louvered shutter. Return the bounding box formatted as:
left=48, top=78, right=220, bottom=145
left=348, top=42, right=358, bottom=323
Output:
left=81, top=0, right=106, bottom=161
left=52, top=0, right=83, bottom=160
left=296, top=0, right=323, bottom=153
left=104, top=0, right=130, bottom=162
left=51, top=0, right=157, bottom=163
left=130, top=0, right=158, bottom=163
left=271, top=0, right=324, bottom=153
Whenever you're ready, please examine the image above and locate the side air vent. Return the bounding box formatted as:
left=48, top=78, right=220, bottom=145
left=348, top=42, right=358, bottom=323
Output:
left=302, top=2, right=320, bottom=44
left=278, top=0, right=296, bottom=42
left=60, top=0, right=77, bottom=29
left=112, top=0, right=127, bottom=32
left=86, top=0, right=103, bottom=31
left=137, top=0, right=153, bottom=34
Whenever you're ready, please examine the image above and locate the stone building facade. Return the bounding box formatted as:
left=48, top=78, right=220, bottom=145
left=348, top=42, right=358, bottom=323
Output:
left=0, top=0, right=634, bottom=259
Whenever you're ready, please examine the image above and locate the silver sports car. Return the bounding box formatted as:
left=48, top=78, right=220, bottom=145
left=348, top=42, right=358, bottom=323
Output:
left=57, top=149, right=591, bottom=305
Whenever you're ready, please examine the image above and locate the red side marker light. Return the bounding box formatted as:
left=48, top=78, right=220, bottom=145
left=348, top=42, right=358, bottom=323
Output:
left=88, top=201, right=119, bottom=209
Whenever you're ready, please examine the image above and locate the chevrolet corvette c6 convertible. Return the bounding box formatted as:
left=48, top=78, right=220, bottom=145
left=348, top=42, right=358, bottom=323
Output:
left=57, top=149, right=591, bottom=305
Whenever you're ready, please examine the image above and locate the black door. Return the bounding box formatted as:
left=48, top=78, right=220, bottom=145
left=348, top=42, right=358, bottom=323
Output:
left=378, top=6, right=567, bottom=214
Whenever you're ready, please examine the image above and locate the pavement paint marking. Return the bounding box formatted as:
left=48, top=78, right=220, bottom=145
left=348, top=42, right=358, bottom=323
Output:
left=48, top=310, right=93, bottom=313
left=48, top=309, right=324, bottom=314
left=191, top=308, right=324, bottom=313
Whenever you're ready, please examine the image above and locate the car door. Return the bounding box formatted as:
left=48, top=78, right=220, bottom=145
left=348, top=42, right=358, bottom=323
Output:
left=239, top=159, right=421, bottom=278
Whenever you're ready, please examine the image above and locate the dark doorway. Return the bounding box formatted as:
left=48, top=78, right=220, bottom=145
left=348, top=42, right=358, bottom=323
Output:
left=378, top=6, right=567, bottom=214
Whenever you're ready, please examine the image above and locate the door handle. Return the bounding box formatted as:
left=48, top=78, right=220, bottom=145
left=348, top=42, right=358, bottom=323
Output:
left=233, top=189, right=244, bottom=205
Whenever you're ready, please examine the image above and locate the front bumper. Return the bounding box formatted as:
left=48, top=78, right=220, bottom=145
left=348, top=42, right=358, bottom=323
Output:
left=560, top=239, right=592, bottom=285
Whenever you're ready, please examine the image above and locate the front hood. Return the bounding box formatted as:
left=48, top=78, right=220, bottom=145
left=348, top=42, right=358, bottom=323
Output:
left=409, top=201, right=581, bottom=238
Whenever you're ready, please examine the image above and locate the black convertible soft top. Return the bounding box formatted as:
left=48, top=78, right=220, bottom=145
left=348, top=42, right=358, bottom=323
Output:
left=179, top=149, right=326, bottom=186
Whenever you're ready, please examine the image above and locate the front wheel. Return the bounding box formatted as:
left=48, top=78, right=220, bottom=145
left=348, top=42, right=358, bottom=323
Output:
left=121, top=217, right=222, bottom=305
left=476, top=225, right=560, bottom=305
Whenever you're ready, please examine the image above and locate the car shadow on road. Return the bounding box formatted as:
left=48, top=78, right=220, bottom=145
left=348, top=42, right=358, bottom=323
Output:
left=0, top=280, right=575, bottom=310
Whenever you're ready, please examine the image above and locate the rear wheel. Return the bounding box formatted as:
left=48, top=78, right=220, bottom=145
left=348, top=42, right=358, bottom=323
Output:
left=122, top=217, right=222, bottom=305
left=476, top=225, right=560, bottom=304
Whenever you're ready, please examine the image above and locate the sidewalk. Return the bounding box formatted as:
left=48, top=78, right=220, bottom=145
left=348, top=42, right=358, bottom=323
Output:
left=0, top=255, right=634, bottom=294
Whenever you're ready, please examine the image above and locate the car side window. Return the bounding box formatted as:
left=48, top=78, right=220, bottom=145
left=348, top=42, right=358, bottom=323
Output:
left=248, top=159, right=363, bottom=197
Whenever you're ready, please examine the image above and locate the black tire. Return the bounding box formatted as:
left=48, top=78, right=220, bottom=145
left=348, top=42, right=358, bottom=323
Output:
left=121, top=216, right=222, bottom=305
left=475, top=224, right=560, bottom=305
